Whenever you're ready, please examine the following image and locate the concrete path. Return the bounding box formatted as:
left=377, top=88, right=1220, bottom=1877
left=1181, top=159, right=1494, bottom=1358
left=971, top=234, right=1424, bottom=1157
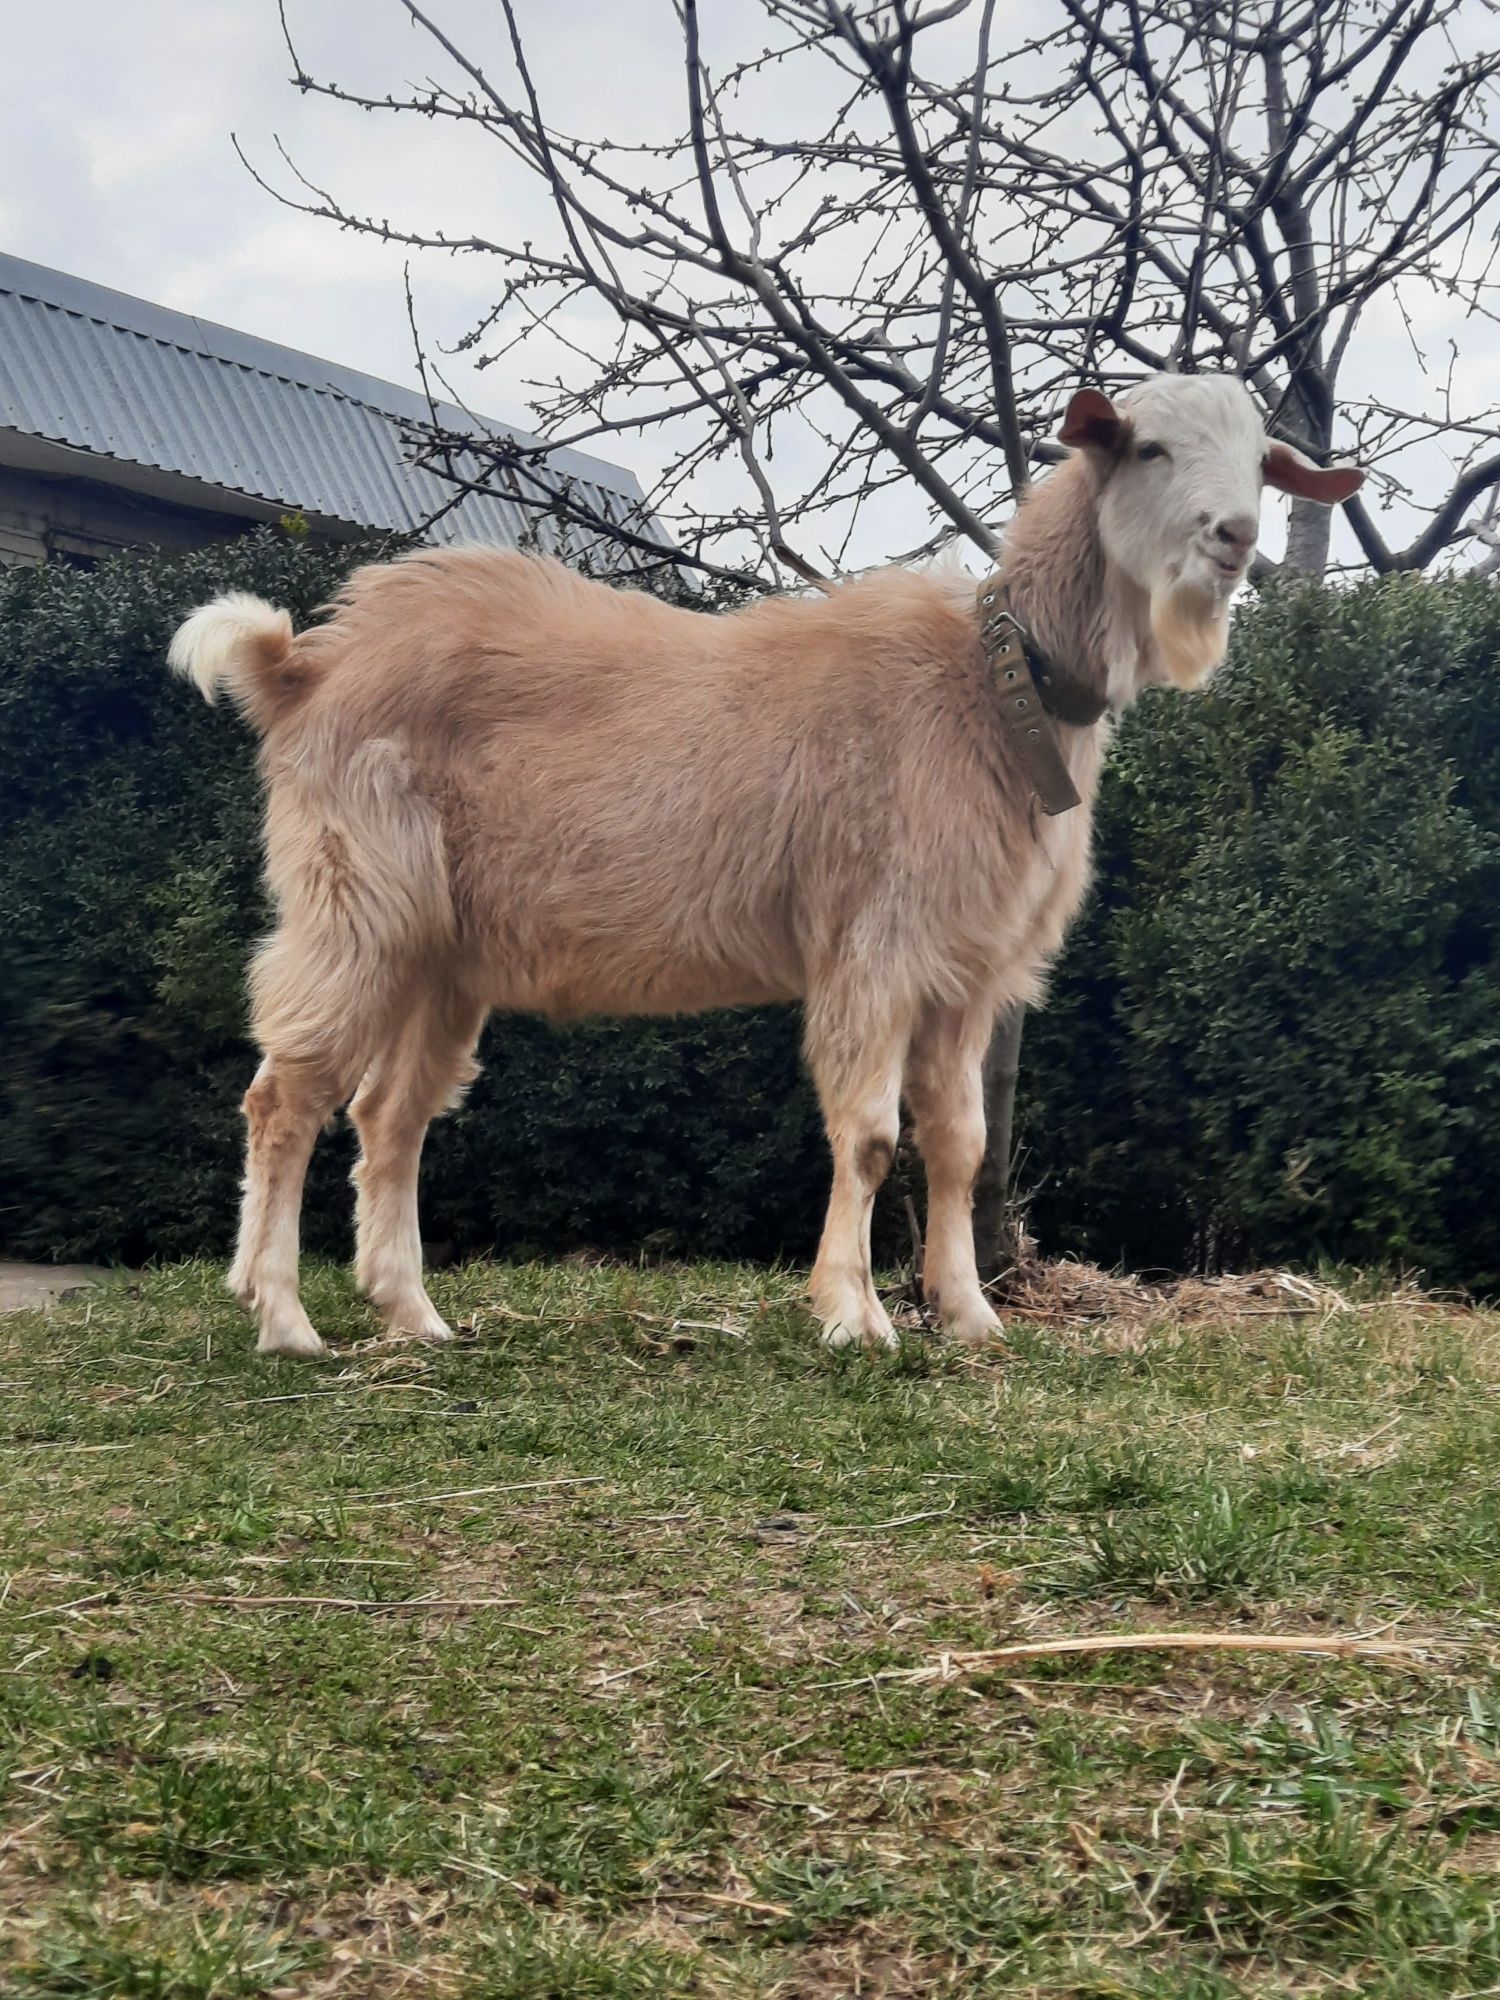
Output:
left=0, top=1262, right=123, bottom=1314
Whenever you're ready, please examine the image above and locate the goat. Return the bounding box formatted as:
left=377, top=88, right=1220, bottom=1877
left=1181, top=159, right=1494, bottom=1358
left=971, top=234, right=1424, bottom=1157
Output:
left=170, top=374, right=1363, bottom=1357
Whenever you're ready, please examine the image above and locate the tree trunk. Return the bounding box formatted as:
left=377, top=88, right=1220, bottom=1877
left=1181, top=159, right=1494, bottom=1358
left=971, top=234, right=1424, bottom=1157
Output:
left=973, top=1003, right=1025, bottom=1283
left=1283, top=495, right=1333, bottom=575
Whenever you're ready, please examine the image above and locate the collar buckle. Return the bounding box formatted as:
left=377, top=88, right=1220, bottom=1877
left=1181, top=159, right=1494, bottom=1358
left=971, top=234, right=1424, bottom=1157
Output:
left=978, top=598, right=1027, bottom=650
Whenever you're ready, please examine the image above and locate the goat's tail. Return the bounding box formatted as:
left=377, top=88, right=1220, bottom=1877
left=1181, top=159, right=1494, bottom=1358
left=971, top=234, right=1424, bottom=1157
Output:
left=168, top=592, right=312, bottom=734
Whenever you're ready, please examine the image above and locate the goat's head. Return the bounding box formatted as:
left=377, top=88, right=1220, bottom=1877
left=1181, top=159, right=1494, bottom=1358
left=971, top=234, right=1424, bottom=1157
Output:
left=1060, top=374, right=1365, bottom=690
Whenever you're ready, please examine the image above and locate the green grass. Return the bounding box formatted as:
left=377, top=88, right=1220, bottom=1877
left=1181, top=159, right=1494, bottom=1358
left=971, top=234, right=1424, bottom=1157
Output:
left=2, top=1259, right=1498, bottom=1997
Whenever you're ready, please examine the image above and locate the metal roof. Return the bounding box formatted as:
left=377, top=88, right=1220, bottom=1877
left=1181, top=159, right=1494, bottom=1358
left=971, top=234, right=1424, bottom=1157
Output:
left=0, top=252, right=653, bottom=555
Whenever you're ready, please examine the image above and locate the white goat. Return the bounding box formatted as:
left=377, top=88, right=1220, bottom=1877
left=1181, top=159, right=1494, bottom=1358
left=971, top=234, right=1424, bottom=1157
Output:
left=169, top=374, right=1362, bottom=1356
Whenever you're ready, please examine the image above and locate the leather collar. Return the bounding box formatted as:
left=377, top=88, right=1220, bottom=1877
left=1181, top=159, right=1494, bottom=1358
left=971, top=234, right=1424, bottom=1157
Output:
left=976, top=572, right=1108, bottom=816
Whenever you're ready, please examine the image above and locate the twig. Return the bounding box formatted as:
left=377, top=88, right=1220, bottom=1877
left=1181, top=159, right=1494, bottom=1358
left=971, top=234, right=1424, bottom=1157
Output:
left=646, top=1888, right=794, bottom=1919
left=836, top=1495, right=958, bottom=1533
left=157, top=1592, right=521, bottom=1613
left=17, top=1591, right=115, bottom=1623
left=1323, top=1413, right=1404, bottom=1457
left=341, top=1475, right=604, bottom=1509
left=628, top=1311, right=747, bottom=1340
left=228, top=1383, right=445, bottom=1407
left=235, top=1555, right=416, bottom=1569
left=460, top=1304, right=593, bottom=1328
left=880, top=1630, right=1441, bottom=1685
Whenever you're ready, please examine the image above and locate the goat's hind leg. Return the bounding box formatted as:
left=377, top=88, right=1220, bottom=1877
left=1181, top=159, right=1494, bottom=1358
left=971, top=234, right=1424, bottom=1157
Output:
left=350, top=987, right=487, bottom=1340
left=228, top=927, right=381, bottom=1356
left=228, top=1053, right=353, bottom=1357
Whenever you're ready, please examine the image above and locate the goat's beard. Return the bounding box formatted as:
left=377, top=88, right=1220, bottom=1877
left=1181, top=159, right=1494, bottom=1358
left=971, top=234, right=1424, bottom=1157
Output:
left=1149, top=573, right=1231, bottom=690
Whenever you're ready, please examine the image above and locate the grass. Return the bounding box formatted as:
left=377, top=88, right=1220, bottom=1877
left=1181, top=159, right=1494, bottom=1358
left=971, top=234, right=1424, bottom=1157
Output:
left=1, top=1258, right=1498, bottom=1997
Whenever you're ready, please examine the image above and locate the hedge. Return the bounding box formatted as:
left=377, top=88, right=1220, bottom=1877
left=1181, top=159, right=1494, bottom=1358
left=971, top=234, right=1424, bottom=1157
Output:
left=2, top=534, right=1498, bottom=1286
left=1023, top=570, right=1500, bottom=1287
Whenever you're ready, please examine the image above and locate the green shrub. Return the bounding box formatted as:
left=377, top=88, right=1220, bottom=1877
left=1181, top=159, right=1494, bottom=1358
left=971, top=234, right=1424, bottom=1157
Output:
left=1021, top=571, right=1500, bottom=1288
left=2, top=540, right=1498, bottom=1285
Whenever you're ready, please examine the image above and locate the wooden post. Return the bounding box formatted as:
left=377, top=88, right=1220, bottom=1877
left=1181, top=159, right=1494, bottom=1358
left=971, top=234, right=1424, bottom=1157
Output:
left=973, top=1002, right=1024, bottom=1283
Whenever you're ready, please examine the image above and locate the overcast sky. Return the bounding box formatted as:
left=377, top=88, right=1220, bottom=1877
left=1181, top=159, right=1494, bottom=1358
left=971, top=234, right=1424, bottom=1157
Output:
left=3, top=1, right=1496, bottom=571
left=1, top=4, right=641, bottom=447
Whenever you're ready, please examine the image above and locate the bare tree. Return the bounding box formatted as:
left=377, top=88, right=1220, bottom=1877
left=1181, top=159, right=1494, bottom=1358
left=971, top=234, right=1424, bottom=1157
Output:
left=257, top=0, right=1500, bottom=1271
left=979, top=0, right=1500, bottom=577
left=262, top=0, right=1500, bottom=581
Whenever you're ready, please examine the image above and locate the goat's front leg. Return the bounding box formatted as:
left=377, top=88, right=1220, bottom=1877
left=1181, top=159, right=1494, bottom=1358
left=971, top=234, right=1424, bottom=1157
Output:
left=905, top=1003, right=1006, bottom=1348
left=805, top=1001, right=907, bottom=1351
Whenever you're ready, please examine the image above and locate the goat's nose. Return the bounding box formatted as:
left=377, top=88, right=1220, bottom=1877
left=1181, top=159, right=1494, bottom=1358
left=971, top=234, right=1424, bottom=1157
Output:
left=1214, top=512, right=1258, bottom=551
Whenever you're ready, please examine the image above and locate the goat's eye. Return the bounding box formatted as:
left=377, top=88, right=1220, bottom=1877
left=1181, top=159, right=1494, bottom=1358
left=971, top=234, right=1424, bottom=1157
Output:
left=1136, top=441, right=1169, bottom=462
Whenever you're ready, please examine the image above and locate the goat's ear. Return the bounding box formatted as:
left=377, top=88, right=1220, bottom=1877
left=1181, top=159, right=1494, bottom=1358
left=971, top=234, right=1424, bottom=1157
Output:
left=1263, top=441, right=1365, bottom=506
left=1059, top=388, right=1125, bottom=453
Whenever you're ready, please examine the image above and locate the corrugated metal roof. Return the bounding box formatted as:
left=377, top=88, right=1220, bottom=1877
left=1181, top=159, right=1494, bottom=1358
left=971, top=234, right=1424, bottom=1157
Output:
left=0, top=253, right=656, bottom=557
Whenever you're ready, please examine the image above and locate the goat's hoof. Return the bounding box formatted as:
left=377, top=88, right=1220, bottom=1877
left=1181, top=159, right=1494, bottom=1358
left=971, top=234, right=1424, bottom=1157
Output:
left=941, top=1300, right=1009, bottom=1351
left=819, top=1305, right=900, bottom=1353
left=952, top=1312, right=1012, bottom=1360
left=951, top=1316, right=1007, bottom=1351
left=378, top=1293, right=454, bottom=1343
left=255, top=1304, right=326, bottom=1358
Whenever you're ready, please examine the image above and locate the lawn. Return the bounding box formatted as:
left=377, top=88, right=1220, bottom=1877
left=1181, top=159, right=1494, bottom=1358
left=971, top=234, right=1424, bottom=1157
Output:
left=2, top=1260, right=1498, bottom=1998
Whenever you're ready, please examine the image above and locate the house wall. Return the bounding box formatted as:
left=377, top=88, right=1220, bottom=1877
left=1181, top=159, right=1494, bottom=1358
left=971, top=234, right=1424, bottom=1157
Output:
left=0, top=466, right=254, bottom=569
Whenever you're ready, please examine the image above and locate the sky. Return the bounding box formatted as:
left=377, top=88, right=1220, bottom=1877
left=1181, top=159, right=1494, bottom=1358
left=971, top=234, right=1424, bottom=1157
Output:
left=3, top=0, right=1496, bottom=574
left=1, top=4, right=626, bottom=445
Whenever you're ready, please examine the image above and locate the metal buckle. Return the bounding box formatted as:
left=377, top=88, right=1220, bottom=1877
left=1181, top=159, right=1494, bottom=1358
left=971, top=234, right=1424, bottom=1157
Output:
left=980, top=605, right=1027, bottom=650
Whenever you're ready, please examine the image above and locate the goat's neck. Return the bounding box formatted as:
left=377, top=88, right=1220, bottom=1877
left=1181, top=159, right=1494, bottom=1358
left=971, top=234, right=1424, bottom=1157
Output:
left=1001, top=458, right=1151, bottom=713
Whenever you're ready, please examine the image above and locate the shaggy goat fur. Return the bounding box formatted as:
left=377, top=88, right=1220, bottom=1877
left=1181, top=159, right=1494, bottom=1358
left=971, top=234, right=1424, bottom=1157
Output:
left=170, top=375, right=1362, bottom=1356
